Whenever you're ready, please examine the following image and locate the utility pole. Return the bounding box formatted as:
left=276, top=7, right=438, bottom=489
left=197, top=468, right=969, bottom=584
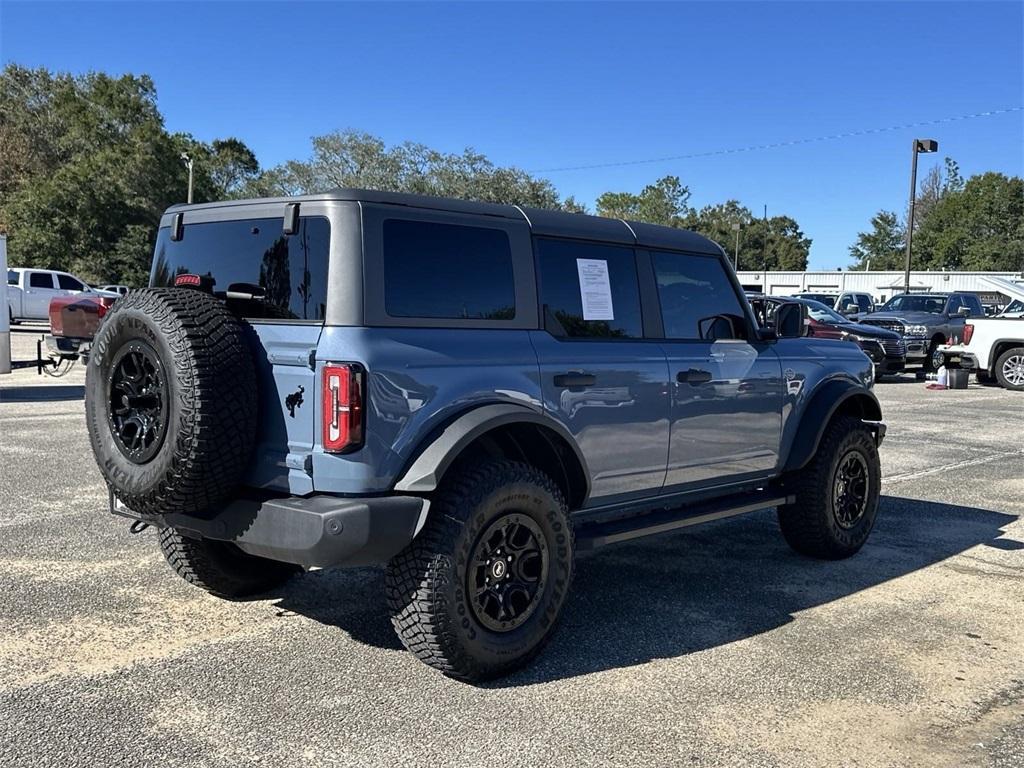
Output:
left=762, top=204, right=768, bottom=267
left=903, top=138, right=938, bottom=294
left=180, top=152, right=195, bottom=204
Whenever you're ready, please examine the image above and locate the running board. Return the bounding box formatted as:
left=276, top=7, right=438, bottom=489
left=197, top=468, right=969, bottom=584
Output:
left=574, top=491, right=794, bottom=550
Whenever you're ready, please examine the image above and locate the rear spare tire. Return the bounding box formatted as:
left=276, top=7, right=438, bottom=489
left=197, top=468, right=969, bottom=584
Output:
left=85, top=288, right=257, bottom=516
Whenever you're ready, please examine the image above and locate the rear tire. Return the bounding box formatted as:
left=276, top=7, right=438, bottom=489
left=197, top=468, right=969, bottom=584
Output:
left=385, top=460, right=574, bottom=681
left=994, top=347, right=1024, bottom=391
left=158, top=528, right=301, bottom=599
left=777, top=416, right=881, bottom=559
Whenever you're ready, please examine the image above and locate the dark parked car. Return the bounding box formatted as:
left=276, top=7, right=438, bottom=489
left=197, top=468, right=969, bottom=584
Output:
left=86, top=188, right=885, bottom=681
left=859, top=292, right=984, bottom=371
left=752, top=297, right=905, bottom=375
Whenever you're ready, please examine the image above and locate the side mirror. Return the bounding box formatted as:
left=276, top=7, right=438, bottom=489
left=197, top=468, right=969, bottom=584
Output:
left=775, top=302, right=808, bottom=339
left=842, top=303, right=858, bottom=314
left=957, top=306, right=971, bottom=317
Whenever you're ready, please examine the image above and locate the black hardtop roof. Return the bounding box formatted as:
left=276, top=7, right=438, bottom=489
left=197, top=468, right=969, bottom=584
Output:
left=165, top=188, right=725, bottom=256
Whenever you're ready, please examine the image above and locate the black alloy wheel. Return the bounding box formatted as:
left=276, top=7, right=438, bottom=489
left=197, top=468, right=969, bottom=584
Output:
left=106, top=340, right=169, bottom=464
left=468, top=514, right=549, bottom=633
left=833, top=450, right=870, bottom=529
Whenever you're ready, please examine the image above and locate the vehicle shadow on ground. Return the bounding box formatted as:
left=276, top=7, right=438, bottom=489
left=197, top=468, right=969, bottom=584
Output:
left=269, top=495, right=1018, bottom=685
left=0, top=384, right=85, bottom=402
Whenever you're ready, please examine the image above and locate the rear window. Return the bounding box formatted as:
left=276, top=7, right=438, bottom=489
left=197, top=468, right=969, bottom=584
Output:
left=151, top=216, right=330, bottom=321
left=6, top=270, right=16, bottom=285
left=536, top=238, right=643, bottom=339
left=382, top=219, right=515, bottom=320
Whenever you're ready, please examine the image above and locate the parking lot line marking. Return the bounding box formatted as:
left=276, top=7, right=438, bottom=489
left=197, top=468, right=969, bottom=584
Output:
left=883, top=449, right=1024, bottom=485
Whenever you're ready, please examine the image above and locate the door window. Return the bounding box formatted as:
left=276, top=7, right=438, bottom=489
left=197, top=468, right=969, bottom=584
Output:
left=28, top=273, right=53, bottom=289
left=535, top=238, right=643, bottom=339
left=57, top=274, right=85, bottom=291
left=651, top=251, right=746, bottom=340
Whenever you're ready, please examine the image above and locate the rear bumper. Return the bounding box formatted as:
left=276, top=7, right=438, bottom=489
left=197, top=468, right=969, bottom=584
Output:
left=113, top=492, right=427, bottom=568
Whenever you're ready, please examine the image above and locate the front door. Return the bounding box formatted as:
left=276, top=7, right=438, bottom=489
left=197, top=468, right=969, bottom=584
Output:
left=649, top=250, right=784, bottom=489
left=532, top=238, right=670, bottom=504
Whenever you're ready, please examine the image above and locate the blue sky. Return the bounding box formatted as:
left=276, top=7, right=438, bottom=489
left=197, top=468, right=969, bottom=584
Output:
left=2, top=1, right=1021, bottom=269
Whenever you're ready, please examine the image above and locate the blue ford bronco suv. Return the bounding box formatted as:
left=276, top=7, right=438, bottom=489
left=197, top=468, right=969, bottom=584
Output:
left=86, top=189, right=884, bottom=681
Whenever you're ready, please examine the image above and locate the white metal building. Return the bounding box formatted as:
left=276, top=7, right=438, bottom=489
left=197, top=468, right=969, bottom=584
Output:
left=735, top=270, right=1024, bottom=306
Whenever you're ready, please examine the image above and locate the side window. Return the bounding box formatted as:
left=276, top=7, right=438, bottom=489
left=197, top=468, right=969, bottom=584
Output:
left=28, top=272, right=53, bottom=289
left=382, top=219, right=515, bottom=320
left=857, top=294, right=872, bottom=312
left=535, top=238, right=642, bottom=339
left=946, top=296, right=963, bottom=314
left=965, top=295, right=983, bottom=315
left=651, top=251, right=746, bottom=340
left=57, top=274, right=85, bottom=291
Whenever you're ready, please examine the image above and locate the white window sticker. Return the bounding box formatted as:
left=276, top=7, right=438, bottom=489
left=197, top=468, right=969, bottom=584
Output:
left=576, top=258, right=614, bottom=321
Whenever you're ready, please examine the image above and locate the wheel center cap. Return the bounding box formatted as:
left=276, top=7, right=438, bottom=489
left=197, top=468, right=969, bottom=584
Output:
left=491, top=560, right=507, bottom=579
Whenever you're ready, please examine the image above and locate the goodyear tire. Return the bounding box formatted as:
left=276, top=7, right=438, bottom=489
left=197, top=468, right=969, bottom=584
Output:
left=385, top=460, right=574, bottom=681
left=777, top=416, right=881, bottom=559
left=158, top=528, right=301, bottom=599
left=85, top=288, right=257, bottom=517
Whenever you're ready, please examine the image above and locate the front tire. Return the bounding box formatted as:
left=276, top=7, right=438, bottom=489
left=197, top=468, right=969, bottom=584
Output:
left=158, top=528, right=301, bottom=599
left=994, top=347, right=1024, bottom=391
left=385, top=460, right=574, bottom=681
left=778, top=416, right=881, bottom=559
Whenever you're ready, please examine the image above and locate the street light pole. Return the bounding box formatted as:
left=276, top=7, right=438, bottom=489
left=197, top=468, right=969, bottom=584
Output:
left=731, top=222, right=741, bottom=270
left=180, top=152, right=195, bottom=204
left=903, top=138, right=938, bottom=294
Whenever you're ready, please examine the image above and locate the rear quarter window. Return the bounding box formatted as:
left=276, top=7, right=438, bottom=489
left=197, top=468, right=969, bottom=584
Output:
left=150, top=216, right=330, bottom=321
left=382, top=219, right=515, bottom=320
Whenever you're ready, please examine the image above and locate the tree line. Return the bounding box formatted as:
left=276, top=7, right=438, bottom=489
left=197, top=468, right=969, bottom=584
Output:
left=849, top=157, right=1023, bottom=272
left=2, top=64, right=1019, bottom=286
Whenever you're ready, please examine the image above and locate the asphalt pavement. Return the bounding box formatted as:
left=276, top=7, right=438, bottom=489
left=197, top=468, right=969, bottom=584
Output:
left=1, top=325, right=1022, bottom=768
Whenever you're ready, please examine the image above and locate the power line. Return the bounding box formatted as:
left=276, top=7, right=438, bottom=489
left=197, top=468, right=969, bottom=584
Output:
left=530, top=106, right=1024, bottom=173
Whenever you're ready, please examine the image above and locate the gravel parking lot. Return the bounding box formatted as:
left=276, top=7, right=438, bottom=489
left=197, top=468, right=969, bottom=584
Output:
left=2, top=325, right=1022, bottom=768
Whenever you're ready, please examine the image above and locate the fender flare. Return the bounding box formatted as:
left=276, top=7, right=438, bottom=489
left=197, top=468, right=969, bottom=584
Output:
left=393, top=403, right=590, bottom=497
left=783, top=380, right=883, bottom=473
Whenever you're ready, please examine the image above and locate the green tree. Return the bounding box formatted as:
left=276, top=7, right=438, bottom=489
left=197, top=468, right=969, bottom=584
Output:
left=684, top=201, right=810, bottom=270
left=914, top=172, right=1024, bottom=271
left=848, top=210, right=905, bottom=271
left=595, top=175, right=690, bottom=225
left=244, top=129, right=570, bottom=210
left=0, top=64, right=260, bottom=285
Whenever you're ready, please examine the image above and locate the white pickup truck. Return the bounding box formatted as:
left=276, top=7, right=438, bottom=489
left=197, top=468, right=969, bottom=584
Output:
left=940, top=317, right=1024, bottom=391
left=6, top=267, right=118, bottom=323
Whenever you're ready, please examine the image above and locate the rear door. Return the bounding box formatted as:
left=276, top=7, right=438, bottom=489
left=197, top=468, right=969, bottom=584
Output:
left=150, top=205, right=332, bottom=495
left=25, top=271, right=58, bottom=318
left=531, top=237, right=670, bottom=504
left=651, top=250, right=783, bottom=489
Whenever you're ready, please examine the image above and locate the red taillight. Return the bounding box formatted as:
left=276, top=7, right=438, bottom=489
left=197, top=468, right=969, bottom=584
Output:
left=322, top=364, right=364, bottom=453
left=962, top=324, right=974, bottom=345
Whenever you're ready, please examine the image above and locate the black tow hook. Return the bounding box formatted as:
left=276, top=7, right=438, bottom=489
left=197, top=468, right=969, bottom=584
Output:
left=129, top=520, right=151, bottom=535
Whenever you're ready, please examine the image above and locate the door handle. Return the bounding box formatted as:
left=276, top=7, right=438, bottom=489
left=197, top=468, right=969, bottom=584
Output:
left=677, top=368, right=712, bottom=385
left=553, top=371, right=596, bottom=388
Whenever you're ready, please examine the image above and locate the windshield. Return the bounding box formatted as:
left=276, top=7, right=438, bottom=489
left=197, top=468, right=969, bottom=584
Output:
left=800, top=299, right=848, bottom=323
left=880, top=294, right=948, bottom=313
left=797, top=293, right=836, bottom=305
left=1003, top=299, right=1024, bottom=314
